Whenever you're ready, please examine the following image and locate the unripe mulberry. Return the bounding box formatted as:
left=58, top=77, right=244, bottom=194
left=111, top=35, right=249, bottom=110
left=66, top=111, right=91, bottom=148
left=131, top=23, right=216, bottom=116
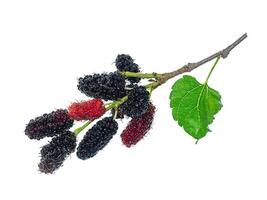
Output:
left=121, top=86, right=149, bottom=118
left=78, top=72, right=126, bottom=101
left=25, top=109, right=74, bottom=140
left=68, top=99, right=106, bottom=121
left=121, top=103, right=155, bottom=147
left=115, top=54, right=141, bottom=83
left=77, top=117, right=118, bottom=160
left=38, top=131, right=76, bottom=174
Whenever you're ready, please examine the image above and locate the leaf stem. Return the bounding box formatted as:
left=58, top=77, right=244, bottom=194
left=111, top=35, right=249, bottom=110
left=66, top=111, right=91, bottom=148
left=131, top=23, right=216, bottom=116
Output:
left=205, top=56, right=220, bottom=84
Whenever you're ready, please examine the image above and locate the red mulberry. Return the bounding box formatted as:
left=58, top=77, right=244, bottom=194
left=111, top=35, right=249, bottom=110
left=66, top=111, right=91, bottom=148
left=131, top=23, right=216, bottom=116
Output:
left=38, top=131, right=76, bottom=174
left=77, top=117, right=118, bottom=160
left=77, top=72, right=126, bottom=101
left=25, top=109, right=74, bottom=140
left=115, top=54, right=140, bottom=83
left=121, top=86, right=149, bottom=118
left=68, top=99, right=106, bottom=121
left=121, top=103, right=155, bottom=147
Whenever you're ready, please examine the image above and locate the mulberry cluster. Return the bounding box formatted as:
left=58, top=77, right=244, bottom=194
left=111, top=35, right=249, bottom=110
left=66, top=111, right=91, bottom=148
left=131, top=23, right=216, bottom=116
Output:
left=77, top=72, right=126, bottom=101
left=115, top=54, right=141, bottom=83
left=77, top=117, right=118, bottom=160
left=68, top=99, right=105, bottom=121
left=121, top=103, right=156, bottom=147
left=39, top=131, right=76, bottom=174
left=25, top=109, right=74, bottom=140
left=25, top=54, right=159, bottom=174
left=121, top=86, right=149, bottom=118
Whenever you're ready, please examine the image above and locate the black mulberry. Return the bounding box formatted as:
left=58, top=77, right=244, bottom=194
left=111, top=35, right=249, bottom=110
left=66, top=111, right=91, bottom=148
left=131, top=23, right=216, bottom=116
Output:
left=121, top=86, right=149, bottom=118
left=77, top=72, right=126, bottom=101
left=115, top=54, right=141, bottom=83
left=77, top=117, right=118, bottom=160
left=115, top=54, right=134, bottom=71
left=25, top=109, right=74, bottom=140
left=38, top=131, right=76, bottom=174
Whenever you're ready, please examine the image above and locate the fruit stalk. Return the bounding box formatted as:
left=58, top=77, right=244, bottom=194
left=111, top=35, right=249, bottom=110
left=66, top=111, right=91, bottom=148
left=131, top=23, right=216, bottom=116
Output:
left=122, top=33, right=248, bottom=88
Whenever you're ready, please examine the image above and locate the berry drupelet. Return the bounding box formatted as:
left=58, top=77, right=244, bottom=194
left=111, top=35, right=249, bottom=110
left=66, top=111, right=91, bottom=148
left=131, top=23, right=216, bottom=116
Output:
left=68, top=99, right=106, bottom=121
left=121, top=103, right=156, bottom=147
left=25, top=109, right=74, bottom=140
left=121, top=86, right=149, bottom=118
left=77, top=72, right=126, bottom=101
left=77, top=117, right=118, bottom=160
left=115, top=54, right=141, bottom=83
left=38, top=131, right=76, bottom=174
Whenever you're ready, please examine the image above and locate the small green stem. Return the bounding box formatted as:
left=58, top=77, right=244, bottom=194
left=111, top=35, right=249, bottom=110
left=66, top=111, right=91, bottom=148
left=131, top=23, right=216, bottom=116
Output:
left=113, top=108, right=118, bottom=119
left=147, top=86, right=153, bottom=98
left=145, top=80, right=160, bottom=90
left=104, top=102, right=113, bottom=106
left=205, top=56, right=220, bottom=84
left=120, top=71, right=163, bottom=79
left=105, top=96, right=128, bottom=110
left=74, top=120, right=92, bottom=136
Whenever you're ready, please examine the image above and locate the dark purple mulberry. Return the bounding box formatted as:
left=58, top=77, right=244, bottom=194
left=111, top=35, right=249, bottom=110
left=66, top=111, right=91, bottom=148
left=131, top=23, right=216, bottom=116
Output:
left=77, top=117, right=118, bottom=160
left=115, top=54, right=141, bottom=83
left=25, top=109, right=74, bottom=140
left=121, top=86, right=149, bottom=118
left=115, top=54, right=134, bottom=71
left=77, top=72, right=126, bottom=101
left=38, top=131, right=76, bottom=174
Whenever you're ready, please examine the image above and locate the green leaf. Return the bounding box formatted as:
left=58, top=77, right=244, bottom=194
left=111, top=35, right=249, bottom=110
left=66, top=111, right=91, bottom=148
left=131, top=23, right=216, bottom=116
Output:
left=169, top=75, right=222, bottom=140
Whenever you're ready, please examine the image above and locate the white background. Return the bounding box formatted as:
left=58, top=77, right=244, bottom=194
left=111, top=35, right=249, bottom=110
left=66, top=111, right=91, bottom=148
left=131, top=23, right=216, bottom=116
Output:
left=0, top=0, right=266, bottom=199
